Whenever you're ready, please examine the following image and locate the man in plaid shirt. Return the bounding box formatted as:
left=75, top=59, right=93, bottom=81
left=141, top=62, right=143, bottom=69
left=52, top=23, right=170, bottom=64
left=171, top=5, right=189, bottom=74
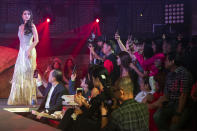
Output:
left=154, top=52, right=193, bottom=130
left=101, top=77, right=149, bottom=131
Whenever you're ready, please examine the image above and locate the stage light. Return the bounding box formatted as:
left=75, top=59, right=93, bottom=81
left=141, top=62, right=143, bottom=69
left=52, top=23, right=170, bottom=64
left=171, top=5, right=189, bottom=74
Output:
left=96, top=18, right=99, bottom=23
left=164, top=3, right=184, bottom=24
left=47, top=18, right=50, bottom=23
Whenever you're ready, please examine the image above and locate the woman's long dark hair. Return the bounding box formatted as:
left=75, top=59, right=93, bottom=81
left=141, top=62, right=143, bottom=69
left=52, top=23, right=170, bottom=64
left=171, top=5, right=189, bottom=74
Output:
left=144, top=43, right=154, bottom=59
left=91, top=65, right=112, bottom=117
left=118, top=51, right=132, bottom=69
left=118, top=51, right=139, bottom=96
left=91, top=65, right=111, bottom=91
left=152, top=39, right=163, bottom=54
left=64, top=58, right=74, bottom=79
left=22, top=9, right=33, bottom=35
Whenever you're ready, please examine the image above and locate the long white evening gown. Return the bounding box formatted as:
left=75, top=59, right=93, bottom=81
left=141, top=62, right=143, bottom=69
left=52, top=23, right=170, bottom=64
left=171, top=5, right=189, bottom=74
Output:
left=7, top=26, right=37, bottom=105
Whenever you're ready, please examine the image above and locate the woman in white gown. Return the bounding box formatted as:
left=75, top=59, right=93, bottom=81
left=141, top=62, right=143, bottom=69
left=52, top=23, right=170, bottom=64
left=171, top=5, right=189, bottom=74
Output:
left=7, top=9, right=39, bottom=105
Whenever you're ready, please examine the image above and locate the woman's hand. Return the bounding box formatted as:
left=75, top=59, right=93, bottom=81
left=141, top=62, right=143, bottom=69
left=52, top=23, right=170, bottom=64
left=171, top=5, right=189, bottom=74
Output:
left=71, top=73, right=77, bottom=81
left=74, top=108, right=83, bottom=116
left=26, top=50, right=31, bottom=59
left=74, top=94, right=86, bottom=107
left=74, top=94, right=83, bottom=106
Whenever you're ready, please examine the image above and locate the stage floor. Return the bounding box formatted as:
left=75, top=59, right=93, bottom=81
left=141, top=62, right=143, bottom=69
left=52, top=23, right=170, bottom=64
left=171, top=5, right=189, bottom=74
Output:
left=0, top=98, right=42, bottom=109
left=0, top=98, right=60, bottom=131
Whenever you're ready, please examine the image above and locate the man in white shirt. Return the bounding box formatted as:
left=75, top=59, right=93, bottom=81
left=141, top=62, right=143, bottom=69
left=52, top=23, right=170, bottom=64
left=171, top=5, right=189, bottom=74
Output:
left=36, top=69, right=68, bottom=114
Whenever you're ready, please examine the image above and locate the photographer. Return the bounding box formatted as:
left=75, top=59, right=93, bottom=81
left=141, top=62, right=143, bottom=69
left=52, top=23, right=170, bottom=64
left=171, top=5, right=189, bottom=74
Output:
left=89, top=37, right=105, bottom=65
left=59, top=65, right=112, bottom=131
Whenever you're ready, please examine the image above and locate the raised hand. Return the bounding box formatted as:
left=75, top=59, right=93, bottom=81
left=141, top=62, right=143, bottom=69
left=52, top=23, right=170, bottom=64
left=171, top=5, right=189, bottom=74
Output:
left=74, top=94, right=86, bottom=106
left=26, top=50, right=31, bottom=59
left=71, top=73, right=77, bottom=81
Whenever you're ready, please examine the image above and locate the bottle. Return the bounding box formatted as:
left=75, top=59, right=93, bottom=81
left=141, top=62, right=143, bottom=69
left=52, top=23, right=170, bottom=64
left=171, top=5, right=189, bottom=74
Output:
left=32, top=95, right=36, bottom=107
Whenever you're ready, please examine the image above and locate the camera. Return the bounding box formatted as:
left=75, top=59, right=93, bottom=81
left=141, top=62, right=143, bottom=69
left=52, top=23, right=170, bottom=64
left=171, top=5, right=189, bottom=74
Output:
left=88, top=33, right=96, bottom=43
left=93, top=87, right=113, bottom=112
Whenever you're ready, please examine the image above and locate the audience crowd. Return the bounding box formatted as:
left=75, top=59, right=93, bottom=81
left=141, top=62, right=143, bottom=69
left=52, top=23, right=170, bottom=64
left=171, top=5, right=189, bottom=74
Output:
left=31, top=32, right=197, bottom=131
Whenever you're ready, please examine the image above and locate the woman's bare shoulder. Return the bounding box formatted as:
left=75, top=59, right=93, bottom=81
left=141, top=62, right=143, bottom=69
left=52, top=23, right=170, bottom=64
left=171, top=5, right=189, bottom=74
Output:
left=19, top=24, right=24, bottom=29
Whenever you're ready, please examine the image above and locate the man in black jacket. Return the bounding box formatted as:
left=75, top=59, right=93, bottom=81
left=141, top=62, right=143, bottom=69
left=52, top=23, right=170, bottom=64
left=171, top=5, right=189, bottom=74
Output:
left=33, top=69, right=68, bottom=118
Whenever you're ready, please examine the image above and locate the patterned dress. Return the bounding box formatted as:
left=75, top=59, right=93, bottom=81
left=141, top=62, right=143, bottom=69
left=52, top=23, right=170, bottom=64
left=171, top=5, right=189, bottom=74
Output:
left=7, top=26, right=37, bottom=105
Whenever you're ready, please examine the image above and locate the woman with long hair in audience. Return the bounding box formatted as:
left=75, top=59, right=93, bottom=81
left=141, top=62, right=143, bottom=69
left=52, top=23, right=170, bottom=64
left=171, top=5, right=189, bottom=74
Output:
left=117, top=51, right=144, bottom=96
left=43, top=58, right=63, bottom=85
left=59, top=65, right=111, bottom=131
left=64, top=58, right=74, bottom=83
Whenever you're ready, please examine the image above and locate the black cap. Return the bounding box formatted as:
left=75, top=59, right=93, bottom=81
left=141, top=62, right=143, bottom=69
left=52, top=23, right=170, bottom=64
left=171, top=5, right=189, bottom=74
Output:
left=96, top=36, right=104, bottom=42
left=105, top=39, right=116, bottom=51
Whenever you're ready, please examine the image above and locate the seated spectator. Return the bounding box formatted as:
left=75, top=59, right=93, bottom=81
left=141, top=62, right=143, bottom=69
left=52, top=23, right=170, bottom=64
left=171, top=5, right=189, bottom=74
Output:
left=101, top=76, right=149, bottom=131
left=59, top=65, right=111, bottom=131
left=64, top=58, right=74, bottom=82
left=32, top=70, right=69, bottom=120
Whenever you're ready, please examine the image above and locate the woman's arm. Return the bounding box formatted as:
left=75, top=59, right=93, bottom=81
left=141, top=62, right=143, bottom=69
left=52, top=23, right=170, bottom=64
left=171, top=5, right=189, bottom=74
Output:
left=68, top=73, right=77, bottom=95
left=130, top=63, right=145, bottom=78
left=89, top=46, right=103, bottom=61
left=115, top=33, right=127, bottom=52
left=27, top=24, right=39, bottom=54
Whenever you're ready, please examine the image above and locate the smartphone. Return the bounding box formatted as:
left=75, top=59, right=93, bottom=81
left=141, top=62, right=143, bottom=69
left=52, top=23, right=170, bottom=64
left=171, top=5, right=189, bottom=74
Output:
left=76, top=88, right=83, bottom=95
left=33, top=69, right=38, bottom=78
left=72, top=65, right=77, bottom=74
